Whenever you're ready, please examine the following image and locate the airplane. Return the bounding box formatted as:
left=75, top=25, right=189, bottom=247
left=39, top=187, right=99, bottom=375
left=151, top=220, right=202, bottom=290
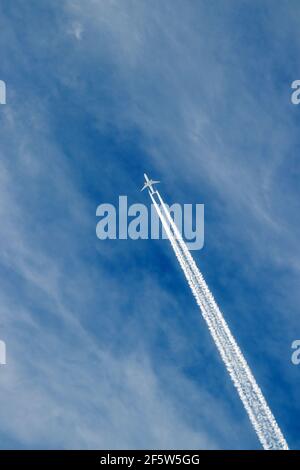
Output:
left=141, top=173, right=160, bottom=194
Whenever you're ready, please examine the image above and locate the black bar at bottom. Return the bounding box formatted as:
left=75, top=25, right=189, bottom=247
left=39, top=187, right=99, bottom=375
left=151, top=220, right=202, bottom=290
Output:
left=0, top=450, right=298, bottom=465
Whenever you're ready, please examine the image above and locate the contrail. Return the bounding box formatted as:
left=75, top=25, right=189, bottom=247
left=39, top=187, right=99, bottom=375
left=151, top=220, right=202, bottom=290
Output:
left=149, top=190, right=288, bottom=450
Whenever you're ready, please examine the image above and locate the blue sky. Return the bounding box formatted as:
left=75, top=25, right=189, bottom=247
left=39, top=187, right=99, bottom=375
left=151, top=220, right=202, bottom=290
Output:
left=0, top=0, right=299, bottom=449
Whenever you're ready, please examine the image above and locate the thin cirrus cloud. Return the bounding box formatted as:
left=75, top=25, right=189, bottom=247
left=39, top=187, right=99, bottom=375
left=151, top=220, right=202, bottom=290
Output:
left=0, top=0, right=299, bottom=449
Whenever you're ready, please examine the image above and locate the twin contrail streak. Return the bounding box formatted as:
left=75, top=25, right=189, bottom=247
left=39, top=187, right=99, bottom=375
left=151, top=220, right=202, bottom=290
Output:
left=149, top=190, right=288, bottom=450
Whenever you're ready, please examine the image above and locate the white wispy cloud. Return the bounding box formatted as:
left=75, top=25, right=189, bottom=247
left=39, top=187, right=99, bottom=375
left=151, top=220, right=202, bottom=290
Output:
left=0, top=0, right=298, bottom=449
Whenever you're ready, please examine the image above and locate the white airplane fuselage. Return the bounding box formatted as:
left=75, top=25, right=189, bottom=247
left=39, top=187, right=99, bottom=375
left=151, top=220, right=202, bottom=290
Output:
left=142, top=173, right=160, bottom=194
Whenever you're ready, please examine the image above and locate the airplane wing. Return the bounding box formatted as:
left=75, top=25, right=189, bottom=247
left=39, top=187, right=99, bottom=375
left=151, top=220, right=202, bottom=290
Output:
left=141, top=183, right=148, bottom=191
